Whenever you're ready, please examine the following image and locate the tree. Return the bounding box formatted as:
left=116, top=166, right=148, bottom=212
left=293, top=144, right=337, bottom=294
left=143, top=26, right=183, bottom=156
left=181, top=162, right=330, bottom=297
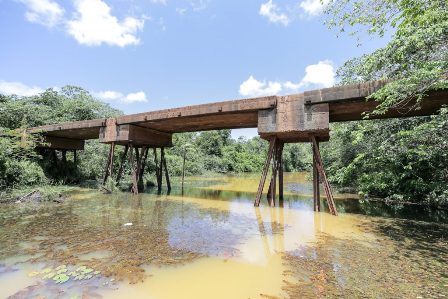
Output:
left=325, top=0, right=447, bottom=115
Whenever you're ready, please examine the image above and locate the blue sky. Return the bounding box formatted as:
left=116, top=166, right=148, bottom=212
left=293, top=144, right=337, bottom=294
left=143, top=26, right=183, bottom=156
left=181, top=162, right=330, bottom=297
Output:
left=0, top=0, right=389, bottom=138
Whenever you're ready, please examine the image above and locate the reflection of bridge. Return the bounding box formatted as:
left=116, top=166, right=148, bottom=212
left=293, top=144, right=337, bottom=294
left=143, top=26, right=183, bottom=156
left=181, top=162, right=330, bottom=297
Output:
left=28, top=81, right=448, bottom=214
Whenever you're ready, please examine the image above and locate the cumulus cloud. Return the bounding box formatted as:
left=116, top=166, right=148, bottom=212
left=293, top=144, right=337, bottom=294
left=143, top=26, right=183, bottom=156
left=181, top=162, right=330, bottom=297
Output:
left=0, top=80, right=44, bottom=97
left=238, top=60, right=335, bottom=97
left=95, top=90, right=148, bottom=104
left=239, top=76, right=282, bottom=97
left=299, top=0, right=330, bottom=17
left=259, top=0, right=290, bottom=26
left=298, top=60, right=335, bottom=88
left=18, top=0, right=65, bottom=28
left=150, top=0, right=167, bottom=5
left=67, top=0, right=145, bottom=47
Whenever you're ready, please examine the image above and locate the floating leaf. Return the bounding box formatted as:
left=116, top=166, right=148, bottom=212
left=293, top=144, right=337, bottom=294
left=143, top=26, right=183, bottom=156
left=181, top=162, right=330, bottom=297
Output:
left=85, top=274, right=93, bottom=279
left=55, top=265, right=67, bottom=271
left=93, top=271, right=101, bottom=275
left=43, top=272, right=56, bottom=279
left=53, top=273, right=70, bottom=284
left=28, top=271, right=40, bottom=277
left=41, top=268, right=52, bottom=274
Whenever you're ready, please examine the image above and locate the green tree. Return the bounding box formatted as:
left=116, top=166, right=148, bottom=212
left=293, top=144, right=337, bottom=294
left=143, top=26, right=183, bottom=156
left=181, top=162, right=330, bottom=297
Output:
left=325, top=0, right=447, bottom=114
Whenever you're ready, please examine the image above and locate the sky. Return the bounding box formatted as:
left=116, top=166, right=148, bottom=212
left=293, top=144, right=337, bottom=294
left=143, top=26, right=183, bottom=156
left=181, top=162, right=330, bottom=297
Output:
left=0, top=0, right=389, bottom=138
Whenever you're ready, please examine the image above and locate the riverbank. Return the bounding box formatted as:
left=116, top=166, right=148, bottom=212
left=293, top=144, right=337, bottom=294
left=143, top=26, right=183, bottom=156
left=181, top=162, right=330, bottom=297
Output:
left=0, top=185, right=77, bottom=204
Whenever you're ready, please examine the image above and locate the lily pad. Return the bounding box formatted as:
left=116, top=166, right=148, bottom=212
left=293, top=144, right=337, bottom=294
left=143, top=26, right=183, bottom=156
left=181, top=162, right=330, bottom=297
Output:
left=43, top=272, right=56, bottom=279
left=53, top=273, right=70, bottom=284
left=41, top=268, right=52, bottom=274
left=28, top=271, right=40, bottom=277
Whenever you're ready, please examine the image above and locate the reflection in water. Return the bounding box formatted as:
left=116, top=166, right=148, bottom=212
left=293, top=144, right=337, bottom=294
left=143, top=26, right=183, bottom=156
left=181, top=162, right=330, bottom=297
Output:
left=0, top=173, right=446, bottom=298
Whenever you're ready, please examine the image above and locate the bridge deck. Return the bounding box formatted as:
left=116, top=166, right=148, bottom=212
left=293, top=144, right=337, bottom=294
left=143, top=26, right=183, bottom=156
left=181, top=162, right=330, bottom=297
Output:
left=28, top=81, right=448, bottom=140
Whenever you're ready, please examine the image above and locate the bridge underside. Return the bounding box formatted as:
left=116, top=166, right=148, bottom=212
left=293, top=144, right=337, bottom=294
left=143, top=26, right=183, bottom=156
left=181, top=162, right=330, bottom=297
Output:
left=27, top=82, right=448, bottom=214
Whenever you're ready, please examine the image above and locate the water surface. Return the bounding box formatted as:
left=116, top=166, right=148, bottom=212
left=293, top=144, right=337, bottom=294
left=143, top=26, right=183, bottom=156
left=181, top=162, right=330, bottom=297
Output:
left=0, top=173, right=446, bottom=298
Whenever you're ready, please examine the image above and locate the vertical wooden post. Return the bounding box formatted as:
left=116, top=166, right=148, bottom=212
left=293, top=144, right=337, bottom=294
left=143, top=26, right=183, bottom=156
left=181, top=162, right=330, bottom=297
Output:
left=267, top=140, right=278, bottom=206
left=181, top=148, right=186, bottom=194
left=129, top=143, right=138, bottom=195
left=159, top=147, right=164, bottom=192
left=73, top=150, right=77, bottom=169
left=138, top=147, right=149, bottom=191
left=116, top=145, right=129, bottom=185
left=103, top=142, right=115, bottom=185
left=310, top=136, right=337, bottom=216
left=135, top=147, right=143, bottom=190
left=278, top=141, right=284, bottom=203
left=62, top=150, right=67, bottom=163
left=153, top=148, right=162, bottom=192
left=161, top=147, right=171, bottom=191
left=312, top=141, right=321, bottom=212
left=254, top=137, right=276, bottom=207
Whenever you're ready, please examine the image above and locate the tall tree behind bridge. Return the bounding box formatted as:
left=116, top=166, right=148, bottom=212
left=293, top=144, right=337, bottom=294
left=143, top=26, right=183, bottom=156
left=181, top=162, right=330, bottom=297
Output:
left=321, top=0, right=448, bottom=205
left=325, top=0, right=447, bottom=115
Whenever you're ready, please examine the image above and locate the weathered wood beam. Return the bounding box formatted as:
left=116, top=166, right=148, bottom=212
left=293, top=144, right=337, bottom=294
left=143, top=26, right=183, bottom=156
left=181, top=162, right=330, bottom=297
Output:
left=38, top=136, right=85, bottom=150
left=129, top=144, right=138, bottom=195
left=310, top=135, right=337, bottom=216
left=161, top=147, right=171, bottom=191
left=254, top=138, right=276, bottom=207
left=116, top=145, right=129, bottom=185
left=312, top=141, right=321, bottom=212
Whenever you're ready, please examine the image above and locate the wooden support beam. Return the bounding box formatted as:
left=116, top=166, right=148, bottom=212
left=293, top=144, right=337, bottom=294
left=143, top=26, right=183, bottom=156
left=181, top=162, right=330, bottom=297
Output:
left=278, top=141, right=284, bottom=203
left=73, top=150, right=77, bottom=167
left=153, top=148, right=162, bottom=192
left=254, top=137, right=276, bottom=207
left=310, top=135, right=337, bottom=215
left=116, top=145, right=129, bottom=185
left=159, top=147, right=163, bottom=193
left=161, top=147, right=171, bottom=191
left=129, top=144, right=138, bottom=195
left=103, top=142, right=115, bottom=185
left=312, top=141, right=321, bottom=212
left=267, top=139, right=278, bottom=206
left=135, top=147, right=143, bottom=190
left=138, top=147, right=149, bottom=191
left=181, top=148, right=186, bottom=194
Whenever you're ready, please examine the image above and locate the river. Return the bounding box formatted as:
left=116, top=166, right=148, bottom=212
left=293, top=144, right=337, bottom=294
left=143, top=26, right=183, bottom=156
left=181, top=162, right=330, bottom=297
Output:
left=0, top=173, right=446, bottom=298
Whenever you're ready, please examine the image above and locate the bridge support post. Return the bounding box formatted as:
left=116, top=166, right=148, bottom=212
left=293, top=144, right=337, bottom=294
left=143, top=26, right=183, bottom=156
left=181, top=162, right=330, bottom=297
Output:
left=254, top=138, right=276, bottom=207
left=310, top=135, right=337, bottom=215
left=103, top=142, right=115, bottom=185
left=255, top=138, right=284, bottom=207
left=153, top=148, right=162, bottom=193
left=116, top=145, right=129, bottom=185
left=312, top=140, right=321, bottom=212
left=161, top=147, right=171, bottom=192
left=138, top=147, right=149, bottom=192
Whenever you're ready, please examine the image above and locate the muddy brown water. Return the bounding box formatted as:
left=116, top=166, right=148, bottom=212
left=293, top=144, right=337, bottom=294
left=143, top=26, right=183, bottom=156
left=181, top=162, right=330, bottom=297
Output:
left=0, top=173, right=447, bottom=298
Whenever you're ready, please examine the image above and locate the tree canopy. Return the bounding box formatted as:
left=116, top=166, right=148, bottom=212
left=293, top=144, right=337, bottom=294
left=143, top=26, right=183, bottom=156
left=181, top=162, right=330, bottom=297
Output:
left=325, top=0, right=447, bottom=115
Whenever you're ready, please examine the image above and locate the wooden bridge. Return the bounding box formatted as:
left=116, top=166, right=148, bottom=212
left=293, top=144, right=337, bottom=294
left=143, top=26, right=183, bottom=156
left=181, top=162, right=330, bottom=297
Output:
left=28, top=81, right=448, bottom=215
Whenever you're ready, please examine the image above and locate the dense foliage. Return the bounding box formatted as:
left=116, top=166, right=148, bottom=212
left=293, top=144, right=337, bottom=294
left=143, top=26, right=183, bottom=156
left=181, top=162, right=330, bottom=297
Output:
left=0, top=87, right=121, bottom=188
left=325, top=0, right=447, bottom=115
left=321, top=0, right=448, bottom=205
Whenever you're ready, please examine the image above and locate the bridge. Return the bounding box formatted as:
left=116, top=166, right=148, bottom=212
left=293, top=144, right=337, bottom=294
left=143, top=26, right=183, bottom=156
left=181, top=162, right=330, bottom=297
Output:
left=27, top=81, right=448, bottom=215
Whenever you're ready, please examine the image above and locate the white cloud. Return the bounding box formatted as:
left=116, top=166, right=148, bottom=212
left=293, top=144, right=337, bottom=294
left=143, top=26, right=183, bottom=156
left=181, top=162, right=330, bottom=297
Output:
left=239, top=60, right=335, bottom=97
left=18, top=0, right=65, bottom=28
left=299, top=60, right=335, bottom=88
left=299, top=0, right=330, bottom=17
left=67, top=0, right=145, bottom=47
left=239, top=76, right=282, bottom=97
left=150, top=0, right=167, bottom=5
left=95, top=90, right=148, bottom=104
left=259, top=0, right=290, bottom=26
left=0, top=80, right=44, bottom=97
